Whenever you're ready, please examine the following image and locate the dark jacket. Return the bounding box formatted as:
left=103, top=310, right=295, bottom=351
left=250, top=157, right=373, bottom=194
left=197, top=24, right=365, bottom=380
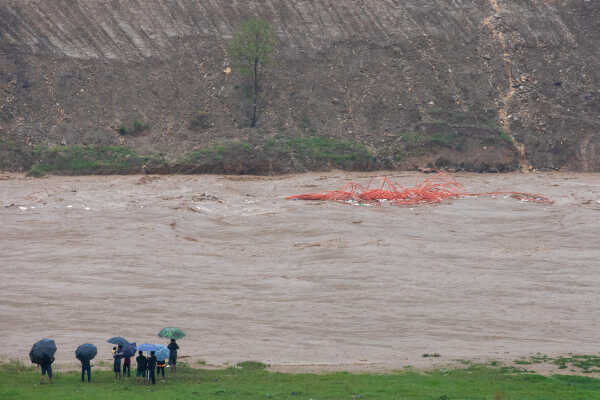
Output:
left=40, top=356, right=54, bottom=368
left=136, top=354, right=147, bottom=370
left=147, top=355, right=157, bottom=370
left=168, top=342, right=179, bottom=353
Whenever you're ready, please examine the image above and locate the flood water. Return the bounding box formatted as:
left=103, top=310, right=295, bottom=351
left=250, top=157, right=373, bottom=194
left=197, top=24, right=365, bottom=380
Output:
left=1, top=171, right=599, bottom=371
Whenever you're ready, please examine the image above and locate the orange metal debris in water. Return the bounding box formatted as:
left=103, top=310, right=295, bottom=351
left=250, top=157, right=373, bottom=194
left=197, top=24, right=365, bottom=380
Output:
left=286, top=173, right=553, bottom=206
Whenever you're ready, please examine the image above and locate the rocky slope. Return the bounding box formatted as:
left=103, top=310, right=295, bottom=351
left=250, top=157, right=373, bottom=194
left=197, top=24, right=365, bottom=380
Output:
left=0, top=0, right=598, bottom=172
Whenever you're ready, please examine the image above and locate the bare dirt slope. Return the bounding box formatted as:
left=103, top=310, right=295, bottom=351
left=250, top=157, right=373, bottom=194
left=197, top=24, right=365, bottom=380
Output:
left=1, top=172, right=599, bottom=371
left=0, top=1, right=599, bottom=171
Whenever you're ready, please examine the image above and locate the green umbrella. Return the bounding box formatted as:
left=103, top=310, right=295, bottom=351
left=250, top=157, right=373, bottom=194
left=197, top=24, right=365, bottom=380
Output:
left=158, top=327, right=186, bottom=340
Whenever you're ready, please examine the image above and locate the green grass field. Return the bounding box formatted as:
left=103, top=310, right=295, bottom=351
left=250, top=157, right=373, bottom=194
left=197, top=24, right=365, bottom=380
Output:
left=1, top=362, right=600, bottom=400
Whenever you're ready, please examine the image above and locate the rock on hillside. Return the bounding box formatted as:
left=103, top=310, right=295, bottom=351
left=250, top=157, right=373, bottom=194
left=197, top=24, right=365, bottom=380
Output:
left=0, top=0, right=598, bottom=172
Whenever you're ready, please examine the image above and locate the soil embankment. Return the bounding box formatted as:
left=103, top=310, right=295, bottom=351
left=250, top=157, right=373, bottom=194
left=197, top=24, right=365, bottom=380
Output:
left=0, top=1, right=599, bottom=173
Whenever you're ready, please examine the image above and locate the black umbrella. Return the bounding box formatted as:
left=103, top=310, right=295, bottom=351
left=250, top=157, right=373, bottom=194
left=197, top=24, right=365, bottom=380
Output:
left=121, top=342, right=137, bottom=358
left=107, top=336, right=129, bottom=347
left=75, top=344, right=98, bottom=362
left=29, top=338, right=57, bottom=364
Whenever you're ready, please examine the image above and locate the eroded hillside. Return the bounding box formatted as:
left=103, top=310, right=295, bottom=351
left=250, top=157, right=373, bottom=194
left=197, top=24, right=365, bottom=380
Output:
left=0, top=0, right=598, bottom=173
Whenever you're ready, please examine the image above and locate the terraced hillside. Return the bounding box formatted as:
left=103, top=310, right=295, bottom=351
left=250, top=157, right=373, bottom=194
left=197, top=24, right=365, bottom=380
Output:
left=0, top=0, right=598, bottom=172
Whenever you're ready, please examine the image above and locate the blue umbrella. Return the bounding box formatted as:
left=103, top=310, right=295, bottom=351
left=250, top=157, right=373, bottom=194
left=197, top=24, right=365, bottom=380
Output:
left=29, top=338, right=57, bottom=364
left=155, top=344, right=170, bottom=361
left=75, top=344, right=98, bottom=361
left=107, top=336, right=129, bottom=347
left=121, top=342, right=137, bottom=358
left=137, top=343, right=159, bottom=352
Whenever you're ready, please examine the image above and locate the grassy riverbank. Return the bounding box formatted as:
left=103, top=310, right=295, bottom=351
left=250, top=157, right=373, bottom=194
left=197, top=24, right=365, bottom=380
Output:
left=7, top=136, right=375, bottom=176
left=1, top=361, right=599, bottom=400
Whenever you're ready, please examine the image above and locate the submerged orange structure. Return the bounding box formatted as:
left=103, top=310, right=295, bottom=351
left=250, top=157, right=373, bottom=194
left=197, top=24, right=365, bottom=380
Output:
left=286, top=173, right=553, bottom=206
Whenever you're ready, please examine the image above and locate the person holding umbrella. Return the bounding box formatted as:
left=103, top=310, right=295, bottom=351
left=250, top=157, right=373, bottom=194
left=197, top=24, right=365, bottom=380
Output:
left=75, top=343, right=97, bottom=383
left=159, top=328, right=185, bottom=376
left=113, top=344, right=124, bottom=381
left=107, top=337, right=129, bottom=382
left=154, top=345, right=170, bottom=381
left=30, top=339, right=57, bottom=385
left=121, top=342, right=136, bottom=378
left=39, top=355, right=54, bottom=384
left=123, top=355, right=131, bottom=377
left=81, top=358, right=91, bottom=383
left=167, top=339, right=179, bottom=376
left=137, top=344, right=159, bottom=385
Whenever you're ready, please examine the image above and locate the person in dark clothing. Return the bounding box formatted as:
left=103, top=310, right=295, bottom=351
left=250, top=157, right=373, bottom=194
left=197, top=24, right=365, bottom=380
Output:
left=39, top=356, right=54, bottom=384
left=80, top=358, right=91, bottom=382
left=122, top=355, right=131, bottom=377
left=147, top=351, right=157, bottom=385
left=135, top=351, right=147, bottom=384
left=167, top=339, right=179, bottom=376
left=113, top=344, right=123, bottom=381
left=156, top=359, right=166, bottom=379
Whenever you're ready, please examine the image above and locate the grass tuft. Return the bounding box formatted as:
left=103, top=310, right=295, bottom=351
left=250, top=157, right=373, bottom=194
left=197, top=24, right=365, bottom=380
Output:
left=553, top=355, right=600, bottom=373
left=118, top=120, right=149, bottom=136
left=27, top=145, right=152, bottom=176
left=0, top=359, right=37, bottom=373
left=235, top=361, right=268, bottom=370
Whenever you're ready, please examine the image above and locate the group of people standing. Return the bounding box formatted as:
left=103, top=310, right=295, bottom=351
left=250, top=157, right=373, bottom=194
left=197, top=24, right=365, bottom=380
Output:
left=34, top=338, right=180, bottom=384
left=112, top=339, right=180, bottom=384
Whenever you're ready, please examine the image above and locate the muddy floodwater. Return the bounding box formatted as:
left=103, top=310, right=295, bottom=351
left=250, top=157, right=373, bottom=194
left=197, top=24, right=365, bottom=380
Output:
left=1, top=172, right=599, bottom=372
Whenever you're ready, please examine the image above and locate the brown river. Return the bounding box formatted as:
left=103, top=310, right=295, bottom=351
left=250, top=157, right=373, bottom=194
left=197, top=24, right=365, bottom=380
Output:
left=1, top=172, right=599, bottom=372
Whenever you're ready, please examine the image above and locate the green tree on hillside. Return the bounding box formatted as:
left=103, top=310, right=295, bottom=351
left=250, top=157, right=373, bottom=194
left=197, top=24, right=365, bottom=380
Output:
left=227, top=18, right=277, bottom=128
